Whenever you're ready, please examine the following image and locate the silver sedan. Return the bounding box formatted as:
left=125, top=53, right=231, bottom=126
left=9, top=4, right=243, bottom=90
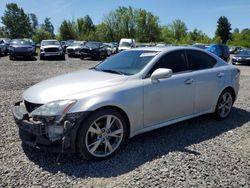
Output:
left=13, top=47, right=240, bottom=160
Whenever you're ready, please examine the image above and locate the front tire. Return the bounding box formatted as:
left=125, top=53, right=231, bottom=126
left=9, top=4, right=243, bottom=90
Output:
left=214, top=90, right=233, bottom=120
left=77, top=109, right=127, bottom=160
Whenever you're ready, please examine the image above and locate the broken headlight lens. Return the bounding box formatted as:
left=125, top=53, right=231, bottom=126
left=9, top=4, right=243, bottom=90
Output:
left=31, top=99, right=77, bottom=117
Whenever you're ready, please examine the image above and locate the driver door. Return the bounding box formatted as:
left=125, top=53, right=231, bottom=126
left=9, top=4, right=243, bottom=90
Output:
left=143, top=50, right=195, bottom=127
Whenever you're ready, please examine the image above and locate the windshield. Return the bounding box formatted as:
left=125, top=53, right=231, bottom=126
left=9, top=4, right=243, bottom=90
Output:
left=238, top=50, right=250, bottom=55
left=11, top=39, right=32, bottom=45
left=70, top=42, right=83, bottom=46
left=95, top=50, right=159, bottom=75
left=120, top=42, right=131, bottom=47
left=41, top=40, right=60, bottom=46
left=84, top=42, right=101, bottom=48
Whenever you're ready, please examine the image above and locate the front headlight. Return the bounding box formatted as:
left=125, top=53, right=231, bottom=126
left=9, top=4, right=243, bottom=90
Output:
left=31, top=99, right=77, bottom=117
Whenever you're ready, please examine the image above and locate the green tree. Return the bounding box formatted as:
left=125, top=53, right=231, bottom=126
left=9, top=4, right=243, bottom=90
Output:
left=59, top=20, right=77, bottom=40
left=99, top=6, right=160, bottom=42
left=32, top=28, right=53, bottom=43
left=0, top=26, right=8, bottom=37
left=161, top=25, right=175, bottom=43
left=41, top=17, right=54, bottom=37
left=135, top=9, right=161, bottom=42
left=215, top=16, right=232, bottom=44
left=28, top=13, right=38, bottom=35
left=1, top=3, right=32, bottom=38
left=169, top=19, right=187, bottom=42
left=76, top=15, right=95, bottom=40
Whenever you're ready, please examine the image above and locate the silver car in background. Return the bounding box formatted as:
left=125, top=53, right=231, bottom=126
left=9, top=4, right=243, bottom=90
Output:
left=66, top=41, right=85, bottom=57
left=40, top=40, right=65, bottom=60
left=13, top=47, right=240, bottom=160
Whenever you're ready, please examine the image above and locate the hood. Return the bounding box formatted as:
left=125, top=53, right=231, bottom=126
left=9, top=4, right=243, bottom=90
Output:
left=67, top=46, right=81, bottom=50
left=23, top=69, right=128, bottom=104
left=234, top=54, right=250, bottom=58
left=41, top=45, right=60, bottom=49
left=12, top=44, right=32, bottom=48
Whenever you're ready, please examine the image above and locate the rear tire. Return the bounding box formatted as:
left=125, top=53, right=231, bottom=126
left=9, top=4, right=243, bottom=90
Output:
left=214, top=89, right=234, bottom=120
left=77, top=109, right=128, bottom=161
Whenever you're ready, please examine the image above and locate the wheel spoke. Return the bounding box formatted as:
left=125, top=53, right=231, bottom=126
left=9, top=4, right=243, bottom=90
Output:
left=221, top=107, right=225, bottom=116
left=106, top=115, right=115, bottom=130
left=222, top=94, right=227, bottom=102
left=225, top=104, right=231, bottom=110
left=105, top=139, right=113, bottom=153
left=225, top=98, right=230, bottom=104
left=89, top=139, right=102, bottom=153
left=108, top=129, right=123, bottom=137
left=218, top=103, right=223, bottom=109
left=89, top=125, right=101, bottom=135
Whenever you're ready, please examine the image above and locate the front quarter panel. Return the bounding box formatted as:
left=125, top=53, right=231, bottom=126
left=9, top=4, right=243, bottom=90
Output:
left=68, top=78, right=144, bottom=137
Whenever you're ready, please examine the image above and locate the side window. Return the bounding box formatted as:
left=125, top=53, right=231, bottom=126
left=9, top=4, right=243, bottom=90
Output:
left=148, top=50, right=188, bottom=75
left=186, top=50, right=217, bottom=70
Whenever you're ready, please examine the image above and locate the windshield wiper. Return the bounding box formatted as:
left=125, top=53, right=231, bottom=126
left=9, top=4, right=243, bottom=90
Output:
left=100, top=69, right=126, bottom=75
left=89, top=67, right=101, bottom=71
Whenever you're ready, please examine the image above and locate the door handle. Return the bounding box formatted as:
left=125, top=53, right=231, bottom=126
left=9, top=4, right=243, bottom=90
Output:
left=217, top=72, right=224, bottom=78
left=184, top=78, right=194, bottom=85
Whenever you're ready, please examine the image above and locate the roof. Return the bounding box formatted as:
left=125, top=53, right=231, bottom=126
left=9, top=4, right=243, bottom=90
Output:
left=130, top=46, right=205, bottom=52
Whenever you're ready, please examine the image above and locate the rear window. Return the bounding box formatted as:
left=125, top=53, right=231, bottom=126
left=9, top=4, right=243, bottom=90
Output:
left=186, top=50, right=217, bottom=70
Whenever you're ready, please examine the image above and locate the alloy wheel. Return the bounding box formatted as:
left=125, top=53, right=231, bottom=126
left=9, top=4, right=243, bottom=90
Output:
left=85, top=115, right=124, bottom=158
left=217, top=91, right=233, bottom=118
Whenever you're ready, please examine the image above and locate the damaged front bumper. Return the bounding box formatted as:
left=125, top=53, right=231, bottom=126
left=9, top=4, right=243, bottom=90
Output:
left=12, top=101, right=89, bottom=153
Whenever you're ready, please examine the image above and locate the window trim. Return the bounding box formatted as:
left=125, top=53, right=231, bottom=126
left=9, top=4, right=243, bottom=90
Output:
left=144, top=49, right=189, bottom=78
left=185, top=49, right=218, bottom=71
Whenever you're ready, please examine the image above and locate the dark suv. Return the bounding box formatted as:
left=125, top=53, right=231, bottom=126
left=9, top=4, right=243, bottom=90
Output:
left=207, top=43, right=230, bottom=62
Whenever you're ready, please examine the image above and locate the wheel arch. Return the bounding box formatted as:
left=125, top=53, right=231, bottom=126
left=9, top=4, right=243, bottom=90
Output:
left=72, top=105, right=131, bottom=152
left=90, top=105, right=131, bottom=139
left=221, top=86, right=236, bottom=103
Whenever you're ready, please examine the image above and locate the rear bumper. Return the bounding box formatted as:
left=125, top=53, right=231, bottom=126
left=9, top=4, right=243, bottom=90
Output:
left=12, top=101, right=89, bottom=153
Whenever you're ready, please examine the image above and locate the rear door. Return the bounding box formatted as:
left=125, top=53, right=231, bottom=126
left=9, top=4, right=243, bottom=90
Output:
left=186, top=49, right=225, bottom=113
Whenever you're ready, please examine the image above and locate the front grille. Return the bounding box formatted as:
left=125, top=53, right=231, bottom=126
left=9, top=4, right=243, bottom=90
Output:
left=15, top=47, right=28, bottom=52
left=67, top=49, right=74, bottom=53
left=44, top=48, right=59, bottom=52
left=81, top=49, right=91, bottom=53
left=24, top=100, right=42, bottom=113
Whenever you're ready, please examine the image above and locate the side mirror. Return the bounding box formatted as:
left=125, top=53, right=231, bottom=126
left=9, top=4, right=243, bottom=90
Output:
left=151, top=68, right=173, bottom=81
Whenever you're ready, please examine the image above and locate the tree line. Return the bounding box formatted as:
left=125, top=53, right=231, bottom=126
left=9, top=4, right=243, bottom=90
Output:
left=0, top=3, right=249, bottom=47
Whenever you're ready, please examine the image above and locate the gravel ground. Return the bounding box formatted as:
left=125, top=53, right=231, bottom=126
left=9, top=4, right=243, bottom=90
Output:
left=0, top=55, right=249, bottom=188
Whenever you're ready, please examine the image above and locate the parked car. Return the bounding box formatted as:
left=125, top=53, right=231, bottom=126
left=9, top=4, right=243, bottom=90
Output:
left=0, top=38, right=11, bottom=55
left=9, top=39, right=35, bottom=60
left=103, top=43, right=117, bottom=56
left=118, top=38, right=136, bottom=52
left=12, top=46, right=240, bottom=160
left=192, top=43, right=208, bottom=49
left=79, top=41, right=108, bottom=60
left=232, top=49, right=250, bottom=65
left=229, top=46, right=241, bottom=54
left=23, top=38, right=36, bottom=55
left=207, top=43, right=230, bottom=62
left=66, top=41, right=85, bottom=57
left=40, top=40, right=65, bottom=60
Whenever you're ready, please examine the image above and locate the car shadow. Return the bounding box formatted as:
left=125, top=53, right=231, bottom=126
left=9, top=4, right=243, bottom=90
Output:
left=22, top=107, right=250, bottom=178
left=10, top=56, right=37, bottom=61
